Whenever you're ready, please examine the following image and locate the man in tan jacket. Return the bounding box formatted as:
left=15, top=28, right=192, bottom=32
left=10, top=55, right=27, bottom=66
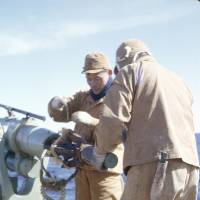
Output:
left=92, top=40, right=199, bottom=200
left=48, top=52, right=124, bottom=200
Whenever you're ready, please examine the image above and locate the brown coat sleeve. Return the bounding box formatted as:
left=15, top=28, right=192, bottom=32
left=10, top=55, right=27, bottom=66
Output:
left=95, top=64, right=136, bottom=154
left=64, top=91, right=88, bottom=121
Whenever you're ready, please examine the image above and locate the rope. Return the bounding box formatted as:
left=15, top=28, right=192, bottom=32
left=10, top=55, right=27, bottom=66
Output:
left=40, top=149, right=78, bottom=200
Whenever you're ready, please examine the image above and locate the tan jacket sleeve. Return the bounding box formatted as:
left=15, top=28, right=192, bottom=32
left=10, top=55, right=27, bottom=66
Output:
left=95, top=64, right=136, bottom=154
left=64, top=91, right=87, bottom=122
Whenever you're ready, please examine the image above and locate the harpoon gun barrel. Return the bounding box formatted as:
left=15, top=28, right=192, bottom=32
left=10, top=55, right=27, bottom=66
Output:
left=0, top=103, right=46, bottom=121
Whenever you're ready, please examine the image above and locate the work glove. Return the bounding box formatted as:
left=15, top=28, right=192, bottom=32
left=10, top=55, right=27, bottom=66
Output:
left=71, top=111, right=99, bottom=126
left=48, top=96, right=68, bottom=122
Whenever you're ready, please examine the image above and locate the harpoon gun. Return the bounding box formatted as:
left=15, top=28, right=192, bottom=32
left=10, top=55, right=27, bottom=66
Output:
left=0, top=105, right=56, bottom=200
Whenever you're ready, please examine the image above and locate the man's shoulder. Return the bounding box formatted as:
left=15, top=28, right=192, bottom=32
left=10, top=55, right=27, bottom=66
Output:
left=75, top=89, right=90, bottom=96
left=72, top=89, right=91, bottom=102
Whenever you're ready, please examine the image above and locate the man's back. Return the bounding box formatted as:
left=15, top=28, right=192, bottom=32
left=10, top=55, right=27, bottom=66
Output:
left=122, top=55, right=199, bottom=169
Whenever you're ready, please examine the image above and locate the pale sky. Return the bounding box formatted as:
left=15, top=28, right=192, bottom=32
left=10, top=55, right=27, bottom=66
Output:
left=0, top=0, right=200, bottom=132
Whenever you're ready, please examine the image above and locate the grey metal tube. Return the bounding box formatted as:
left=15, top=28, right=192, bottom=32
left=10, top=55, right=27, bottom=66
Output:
left=1, top=118, right=57, bottom=157
left=15, top=126, right=56, bottom=157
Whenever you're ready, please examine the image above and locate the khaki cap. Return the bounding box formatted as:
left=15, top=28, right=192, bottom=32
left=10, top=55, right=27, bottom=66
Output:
left=82, top=52, right=111, bottom=74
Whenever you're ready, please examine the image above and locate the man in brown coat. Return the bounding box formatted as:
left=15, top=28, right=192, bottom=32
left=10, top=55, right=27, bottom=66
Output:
left=92, top=40, right=199, bottom=200
left=48, top=52, right=124, bottom=200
